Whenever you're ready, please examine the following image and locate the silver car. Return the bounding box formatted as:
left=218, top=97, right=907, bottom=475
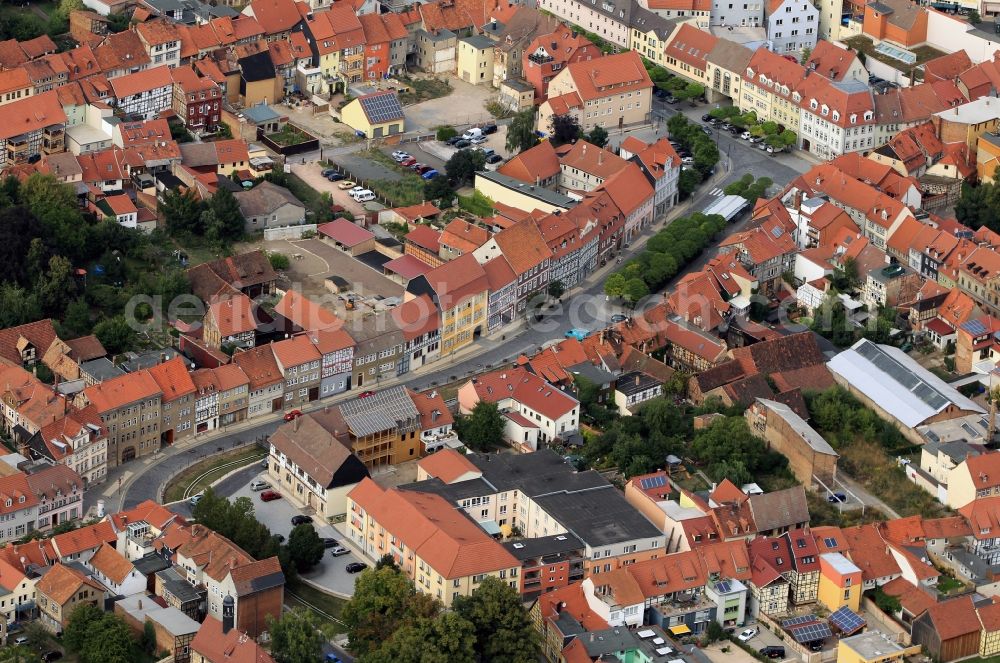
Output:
left=330, top=545, right=350, bottom=557
left=250, top=480, right=269, bottom=492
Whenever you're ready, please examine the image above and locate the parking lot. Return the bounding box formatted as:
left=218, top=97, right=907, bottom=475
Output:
left=289, top=162, right=370, bottom=216
left=400, top=77, right=497, bottom=132
left=739, top=623, right=798, bottom=661
left=230, top=475, right=366, bottom=597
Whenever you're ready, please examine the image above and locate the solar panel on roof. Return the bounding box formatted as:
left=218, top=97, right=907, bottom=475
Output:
left=360, top=93, right=403, bottom=124
left=790, top=623, right=832, bottom=644
left=854, top=341, right=950, bottom=411
left=715, top=580, right=732, bottom=594
left=640, top=475, right=667, bottom=490
left=828, top=606, right=866, bottom=635
left=781, top=615, right=817, bottom=628
left=823, top=537, right=838, bottom=548
left=963, top=319, right=988, bottom=336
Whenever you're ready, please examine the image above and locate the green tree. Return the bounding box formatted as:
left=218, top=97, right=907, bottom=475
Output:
left=375, top=553, right=399, bottom=570
left=455, top=401, right=505, bottom=450
left=62, top=298, right=91, bottom=337
left=0, top=283, right=42, bottom=329
left=678, top=168, right=702, bottom=199
left=38, top=255, right=77, bottom=317
left=831, top=256, right=861, bottom=292
left=107, top=10, right=130, bottom=32
left=365, top=613, right=477, bottom=663
left=424, top=175, right=455, bottom=204
left=453, top=576, right=540, bottom=663
left=64, top=603, right=103, bottom=653
left=446, top=148, right=487, bottom=186
left=93, top=315, right=136, bottom=354
left=140, top=621, right=157, bottom=654
left=286, top=523, right=325, bottom=573
left=800, top=46, right=813, bottom=65
left=268, top=252, right=291, bottom=270
left=587, top=126, right=609, bottom=148
left=436, top=125, right=458, bottom=141
left=208, top=187, right=245, bottom=245
left=343, top=566, right=435, bottom=657
left=969, top=8, right=982, bottom=23
left=549, top=114, right=581, bottom=146
left=547, top=280, right=565, bottom=300
left=161, top=189, right=205, bottom=236
left=624, top=277, right=649, bottom=304
left=604, top=272, right=627, bottom=299
left=506, top=109, right=538, bottom=153
left=268, top=609, right=325, bottom=663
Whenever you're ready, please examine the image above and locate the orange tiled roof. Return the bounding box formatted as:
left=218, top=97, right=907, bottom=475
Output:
left=273, top=289, right=343, bottom=332
left=232, top=345, right=282, bottom=390
left=147, top=356, right=197, bottom=403
left=271, top=334, right=321, bottom=369
left=416, top=448, right=479, bottom=483
left=497, top=140, right=560, bottom=184
left=36, top=562, right=105, bottom=606
left=562, top=50, right=652, bottom=102
left=83, top=369, right=162, bottom=413
left=88, top=543, right=135, bottom=585
left=439, top=219, right=490, bottom=255
left=52, top=521, right=117, bottom=557
left=191, top=616, right=277, bottom=663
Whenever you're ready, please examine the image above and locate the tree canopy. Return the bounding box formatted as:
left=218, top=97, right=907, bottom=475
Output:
left=506, top=110, right=539, bottom=153
left=454, top=401, right=506, bottom=450
left=64, top=604, right=138, bottom=663
left=286, top=523, right=325, bottom=573
left=446, top=149, right=487, bottom=186
left=268, top=609, right=325, bottom=663
left=453, top=576, right=540, bottom=663
left=549, top=114, right=581, bottom=147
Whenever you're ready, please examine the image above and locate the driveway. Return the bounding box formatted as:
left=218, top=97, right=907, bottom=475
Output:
left=402, top=77, right=496, bottom=131
left=230, top=478, right=366, bottom=598
left=739, top=624, right=798, bottom=661
left=702, top=642, right=758, bottom=663
left=293, top=238, right=404, bottom=299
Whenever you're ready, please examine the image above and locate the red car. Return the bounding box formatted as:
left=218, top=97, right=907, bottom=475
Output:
left=400, top=157, right=417, bottom=167
left=358, top=390, right=376, bottom=398
left=283, top=409, right=303, bottom=421
left=260, top=490, right=282, bottom=502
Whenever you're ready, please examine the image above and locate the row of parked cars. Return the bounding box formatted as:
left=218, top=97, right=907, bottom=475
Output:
left=701, top=114, right=784, bottom=154
left=388, top=150, right=441, bottom=179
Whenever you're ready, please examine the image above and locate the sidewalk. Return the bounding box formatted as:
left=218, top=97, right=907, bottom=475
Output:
left=103, top=147, right=736, bottom=510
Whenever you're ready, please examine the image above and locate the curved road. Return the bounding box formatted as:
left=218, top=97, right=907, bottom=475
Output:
left=107, top=99, right=808, bottom=512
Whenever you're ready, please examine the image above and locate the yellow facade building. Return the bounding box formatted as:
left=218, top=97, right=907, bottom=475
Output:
left=345, top=478, right=521, bottom=608
left=818, top=552, right=862, bottom=612
left=457, top=35, right=495, bottom=86
left=340, top=91, right=405, bottom=139
left=405, top=253, right=489, bottom=356
left=837, top=631, right=921, bottom=663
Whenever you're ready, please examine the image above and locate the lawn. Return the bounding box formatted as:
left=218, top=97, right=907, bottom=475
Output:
left=370, top=177, right=427, bottom=207
left=936, top=574, right=965, bottom=594
left=286, top=580, right=348, bottom=630
left=266, top=124, right=313, bottom=147
left=458, top=191, right=494, bottom=217
left=162, top=446, right=266, bottom=503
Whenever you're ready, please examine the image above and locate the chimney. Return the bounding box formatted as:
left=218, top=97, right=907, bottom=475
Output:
left=138, top=599, right=142, bottom=609
left=222, top=595, right=235, bottom=634
left=160, top=352, right=166, bottom=364
left=293, top=416, right=300, bottom=432
left=635, top=374, right=640, bottom=386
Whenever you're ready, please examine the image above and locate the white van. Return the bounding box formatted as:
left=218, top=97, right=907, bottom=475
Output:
left=352, top=189, right=375, bottom=202
left=462, top=127, right=483, bottom=141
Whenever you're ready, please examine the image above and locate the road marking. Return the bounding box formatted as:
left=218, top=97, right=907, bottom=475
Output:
left=181, top=453, right=267, bottom=499
left=289, top=239, right=331, bottom=277
left=710, top=188, right=723, bottom=196
left=286, top=590, right=347, bottom=626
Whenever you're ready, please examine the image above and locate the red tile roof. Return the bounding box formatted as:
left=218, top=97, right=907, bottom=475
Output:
left=271, top=334, right=321, bottom=369
left=562, top=50, right=652, bottom=101
left=492, top=218, right=552, bottom=275
left=191, top=616, right=276, bottom=663
left=273, top=289, right=343, bottom=332
left=0, top=90, right=66, bottom=141
left=468, top=366, right=578, bottom=420
left=405, top=225, right=442, bottom=253
left=416, top=448, right=478, bottom=483
left=146, top=356, right=197, bottom=403
left=52, top=521, right=117, bottom=557
left=110, top=64, right=172, bottom=99
left=231, top=345, right=282, bottom=390
left=420, top=253, right=489, bottom=311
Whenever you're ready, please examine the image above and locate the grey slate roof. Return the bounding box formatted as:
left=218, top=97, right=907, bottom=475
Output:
left=748, top=485, right=810, bottom=533
left=234, top=181, right=304, bottom=217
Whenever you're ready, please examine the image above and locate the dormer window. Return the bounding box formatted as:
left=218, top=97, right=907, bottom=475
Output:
left=864, top=111, right=873, bottom=121
left=850, top=113, right=857, bottom=124
left=809, top=99, right=817, bottom=110
left=746, top=67, right=754, bottom=77
left=792, top=91, right=801, bottom=103
left=832, top=110, right=840, bottom=122
left=821, top=104, right=829, bottom=116
left=4, top=499, right=10, bottom=508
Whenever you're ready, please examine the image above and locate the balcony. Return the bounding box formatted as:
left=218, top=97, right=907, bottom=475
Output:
left=528, top=52, right=553, bottom=65
left=421, top=430, right=460, bottom=452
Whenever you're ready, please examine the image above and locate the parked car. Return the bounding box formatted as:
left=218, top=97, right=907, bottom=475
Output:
left=610, top=314, right=628, bottom=323
left=13, top=637, right=28, bottom=646
left=482, top=124, right=498, bottom=134
left=470, top=135, right=488, bottom=144
left=828, top=492, right=847, bottom=503
left=702, top=126, right=713, bottom=135
left=337, top=180, right=358, bottom=190
left=400, top=157, right=417, bottom=167
left=261, top=458, right=269, bottom=469
left=750, top=136, right=764, bottom=144
left=283, top=409, right=303, bottom=421
left=681, top=156, right=695, bottom=165
left=416, top=164, right=433, bottom=174
left=391, top=150, right=410, bottom=161
left=421, top=169, right=440, bottom=179
left=756, top=141, right=767, bottom=150
left=462, top=127, right=483, bottom=141
left=665, top=95, right=678, bottom=103
left=321, top=168, right=336, bottom=177
left=737, top=627, right=758, bottom=642
left=189, top=494, right=203, bottom=506
left=42, top=652, right=63, bottom=662
left=250, top=480, right=269, bottom=492
left=727, top=125, right=741, bottom=135
left=701, top=114, right=712, bottom=121
left=358, top=390, right=376, bottom=398
left=323, top=537, right=340, bottom=548
left=346, top=562, right=367, bottom=573
left=260, top=490, right=281, bottom=502
left=740, top=131, right=752, bottom=140
left=325, top=654, right=342, bottom=663
left=326, top=172, right=345, bottom=182
left=330, top=545, right=350, bottom=557
left=408, top=162, right=424, bottom=171
left=485, top=153, right=503, bottom=164
left=760, top=646, right=785, bottom=659
left=565, top=328, right=590, bottom=341
left=454, top=139, right=471, bottom=148
left=352, top=190, right=375, bottom=202
left=291, top=515, right=312, bottom=526
left=653, top=88, right=668, bottom=99
left=720, top=122, right=733, bottom=130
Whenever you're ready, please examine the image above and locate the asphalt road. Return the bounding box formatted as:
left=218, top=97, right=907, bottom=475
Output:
left=110, top=102, right=808, bottom=512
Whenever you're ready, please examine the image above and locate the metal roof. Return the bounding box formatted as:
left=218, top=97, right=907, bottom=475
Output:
left=339, top=385, right=419, bottom=436
left=827, top=339, right=984, bottom=428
